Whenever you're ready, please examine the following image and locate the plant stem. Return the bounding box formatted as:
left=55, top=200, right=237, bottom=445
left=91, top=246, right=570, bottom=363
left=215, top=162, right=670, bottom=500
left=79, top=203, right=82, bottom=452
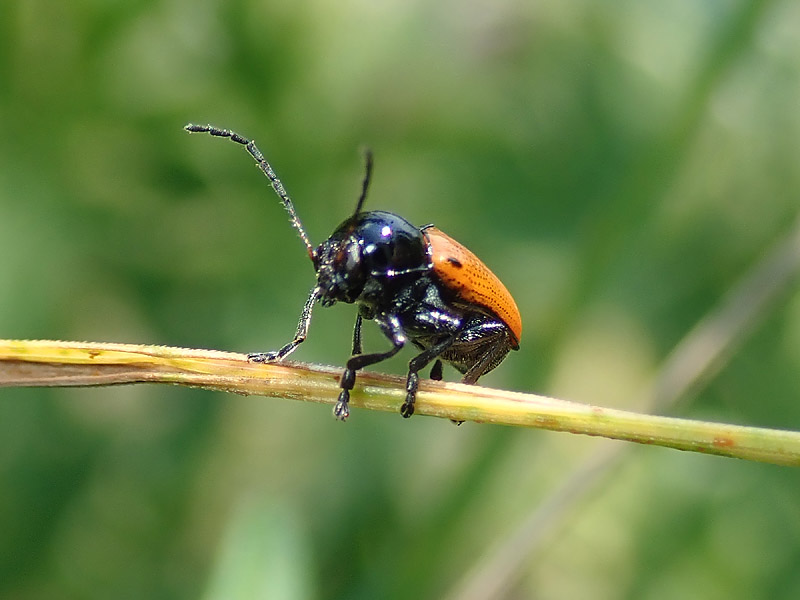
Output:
left=1, top=338, right=798, bottom=466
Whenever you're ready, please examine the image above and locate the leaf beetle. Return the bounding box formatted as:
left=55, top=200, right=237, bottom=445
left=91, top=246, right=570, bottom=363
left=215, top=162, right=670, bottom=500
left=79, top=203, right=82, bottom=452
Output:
left=185, top=123, right=521, bottom=420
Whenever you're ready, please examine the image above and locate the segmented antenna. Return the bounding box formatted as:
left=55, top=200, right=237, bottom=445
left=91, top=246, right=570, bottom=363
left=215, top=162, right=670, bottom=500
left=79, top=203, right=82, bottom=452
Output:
left=353, top=149, right=373, bottom=216
left=184, top=123, right=315, bottom=259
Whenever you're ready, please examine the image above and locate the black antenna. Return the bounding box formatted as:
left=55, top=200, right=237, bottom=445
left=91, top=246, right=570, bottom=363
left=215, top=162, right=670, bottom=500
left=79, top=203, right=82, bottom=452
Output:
left=353, top=148, right=373, bottom=216
left=184, top=123, right=315, bottom=259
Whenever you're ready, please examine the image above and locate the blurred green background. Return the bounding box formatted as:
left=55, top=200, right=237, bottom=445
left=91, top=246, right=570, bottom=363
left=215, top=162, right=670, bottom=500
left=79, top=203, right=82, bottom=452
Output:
left=2, top=0, right=800, bottom=598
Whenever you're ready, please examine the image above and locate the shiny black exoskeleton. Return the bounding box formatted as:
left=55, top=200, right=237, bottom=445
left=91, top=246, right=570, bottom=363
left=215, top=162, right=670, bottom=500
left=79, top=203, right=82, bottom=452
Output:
left=185, top=123, right=519, bottom=420
left=307, top=210, right=511, bottom=420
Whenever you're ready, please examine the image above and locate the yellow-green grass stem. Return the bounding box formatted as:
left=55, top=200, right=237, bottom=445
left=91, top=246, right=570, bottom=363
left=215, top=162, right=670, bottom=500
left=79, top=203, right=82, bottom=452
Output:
left=1, top=338, right=798, bottom=466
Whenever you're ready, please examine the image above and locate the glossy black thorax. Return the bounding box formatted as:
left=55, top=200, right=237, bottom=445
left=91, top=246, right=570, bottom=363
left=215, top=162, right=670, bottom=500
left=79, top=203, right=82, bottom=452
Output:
left=313, top=211, right=431, bottom=306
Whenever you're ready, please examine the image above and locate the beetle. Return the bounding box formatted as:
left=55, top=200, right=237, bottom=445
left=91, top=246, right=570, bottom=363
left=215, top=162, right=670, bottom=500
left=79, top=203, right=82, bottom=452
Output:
left=185, top=123, right=521, bottom=420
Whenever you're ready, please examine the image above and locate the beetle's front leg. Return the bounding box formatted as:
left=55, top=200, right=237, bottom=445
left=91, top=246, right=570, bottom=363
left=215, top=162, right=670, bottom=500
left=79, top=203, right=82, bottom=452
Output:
left=248, top=286, right=320, bottom=363
left=334, top=315, right=405, bottom=421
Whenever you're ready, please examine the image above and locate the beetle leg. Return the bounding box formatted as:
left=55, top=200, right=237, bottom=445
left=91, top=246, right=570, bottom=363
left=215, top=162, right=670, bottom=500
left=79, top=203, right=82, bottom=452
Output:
left=400, top=337, right=458, bottom=418
left=334, top=316, right=406, bottom=421
left=351, top=313, right=363, bottom=356
left=430, top=359, right=443, bottom=381
left=248, top=286, right=320, bottom=363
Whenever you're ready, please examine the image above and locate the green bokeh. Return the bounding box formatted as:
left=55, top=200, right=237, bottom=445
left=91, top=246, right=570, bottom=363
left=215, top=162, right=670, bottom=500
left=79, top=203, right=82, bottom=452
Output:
left=1, top=1, right=799, bottom=598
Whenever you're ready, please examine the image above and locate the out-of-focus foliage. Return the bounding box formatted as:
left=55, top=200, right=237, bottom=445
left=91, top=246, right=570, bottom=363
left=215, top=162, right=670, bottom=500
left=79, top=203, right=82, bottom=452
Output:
left=1, top=1, right=799, bottom=598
